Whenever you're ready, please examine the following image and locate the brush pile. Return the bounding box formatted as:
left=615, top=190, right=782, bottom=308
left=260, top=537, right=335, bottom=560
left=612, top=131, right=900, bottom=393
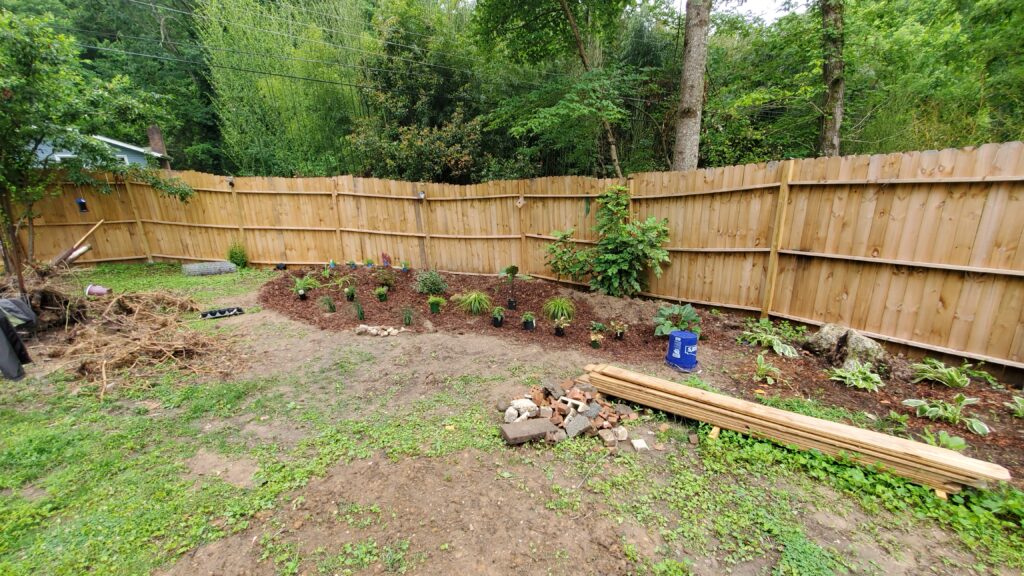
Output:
left=37, top=292, right=228, bottom=384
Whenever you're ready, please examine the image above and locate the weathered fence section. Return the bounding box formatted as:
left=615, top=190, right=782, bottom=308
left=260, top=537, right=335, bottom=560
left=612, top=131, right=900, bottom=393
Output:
left=27, top=142, right=1024, bottom=368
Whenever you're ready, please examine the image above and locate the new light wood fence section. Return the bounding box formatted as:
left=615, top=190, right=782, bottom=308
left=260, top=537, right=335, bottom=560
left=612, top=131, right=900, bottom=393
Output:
left=28, top=142, right=1024, bottom=369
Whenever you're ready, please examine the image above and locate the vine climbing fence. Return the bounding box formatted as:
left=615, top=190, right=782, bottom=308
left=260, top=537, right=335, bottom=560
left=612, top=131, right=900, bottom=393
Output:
left=26, top=142, right=1024, bottom=369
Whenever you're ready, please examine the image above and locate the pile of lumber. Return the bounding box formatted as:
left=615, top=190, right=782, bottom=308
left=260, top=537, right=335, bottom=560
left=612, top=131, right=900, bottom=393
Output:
left=582, top=364, right=1011, bottom=494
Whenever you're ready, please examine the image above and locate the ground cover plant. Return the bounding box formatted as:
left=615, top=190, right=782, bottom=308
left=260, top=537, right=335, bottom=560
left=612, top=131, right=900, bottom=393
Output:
left=912, top=358, right=971, bottom=389
left=827, top=360, right=883, bottom=392
left=737, top=318, right=804, bottom=358
left=1, top=263, right=1022, bottom=575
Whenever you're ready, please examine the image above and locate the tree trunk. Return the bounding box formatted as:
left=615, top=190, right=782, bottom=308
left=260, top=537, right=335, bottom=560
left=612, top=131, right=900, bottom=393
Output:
left=557, top=0, right=624, bottom=179
left=819, top=0, right=845, bottom=157
left=671, top=0, right=711, bottom=171
left=0, top=192, right=28, bottom=298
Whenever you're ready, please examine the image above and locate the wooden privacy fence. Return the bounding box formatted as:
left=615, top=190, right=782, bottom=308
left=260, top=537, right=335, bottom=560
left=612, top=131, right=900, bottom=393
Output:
left=27, top=142, right=1024, bottom=369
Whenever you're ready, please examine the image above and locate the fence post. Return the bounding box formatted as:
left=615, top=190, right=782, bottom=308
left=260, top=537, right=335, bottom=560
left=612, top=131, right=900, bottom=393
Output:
left=122, top=177, right=153, bottom=263
left=413, top=185, right=431, bottom=269
left=230, top=178, right=245, bottom=245
left=760, top=159, right=795, bottom=319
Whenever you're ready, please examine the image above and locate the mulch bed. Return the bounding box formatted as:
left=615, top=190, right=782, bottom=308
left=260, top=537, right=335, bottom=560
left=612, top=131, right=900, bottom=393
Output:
left=259, top=267, right=1024, bottom=486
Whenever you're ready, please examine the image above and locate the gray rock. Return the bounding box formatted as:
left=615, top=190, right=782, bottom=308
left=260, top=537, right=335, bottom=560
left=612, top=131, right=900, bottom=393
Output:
left=355, top=325, right=369, bottom=335
left=546, top=429, right=568, bottom=444
left=496, top=399, right=510, bottom=412
left=584, top=402, right=602, bottom=418
left=182, top=261, right=237, bottom=276
left=500, top=419, right=558, bottom=445
left=575, top=382, right=596, bottom=394
left=510, top=399, right=537, bottom=412
left=543, top=382, right=565, bottom=399
left=804, top=323, right=848, bottom=356
left=842, top=330, right=887, bottom=370
left=614, top=404, right=634, bottom=417
left=503, top=406, right=519, bottom=424
left=539, top=406, right=553, bottom=419
left=612, top=426, right=628, bottom=441
left=564, top=415, right=591, bottom=438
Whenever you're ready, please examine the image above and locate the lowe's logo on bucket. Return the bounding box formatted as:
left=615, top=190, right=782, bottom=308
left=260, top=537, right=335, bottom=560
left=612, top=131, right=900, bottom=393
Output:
left=666, top=330, right=699, bottom=372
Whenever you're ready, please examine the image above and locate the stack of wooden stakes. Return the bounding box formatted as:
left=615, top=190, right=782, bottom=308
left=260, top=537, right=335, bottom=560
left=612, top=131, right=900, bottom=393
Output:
left=582, top=364, right=1011, bottom=497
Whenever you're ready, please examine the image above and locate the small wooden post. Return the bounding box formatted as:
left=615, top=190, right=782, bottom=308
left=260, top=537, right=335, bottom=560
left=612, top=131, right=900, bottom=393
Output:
left=760, top=159, right=795, bottom=319
left=412, top=185, right=431, bottom=269
left=517, top=191, right=527, bottom=274
left=708, top=426, right=721, bottom=440
left=330, top=177, right=342, bottom=253
left=122, top=177, right=153, bottom=263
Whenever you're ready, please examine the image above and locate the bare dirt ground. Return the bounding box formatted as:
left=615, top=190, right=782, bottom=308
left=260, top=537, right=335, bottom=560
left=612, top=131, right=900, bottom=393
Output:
left=151, top=293, right=1008, bottom=576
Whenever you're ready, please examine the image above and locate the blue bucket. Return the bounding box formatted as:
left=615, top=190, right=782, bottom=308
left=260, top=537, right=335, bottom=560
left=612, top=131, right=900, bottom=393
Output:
left=665, top=330, right=699, bottom=372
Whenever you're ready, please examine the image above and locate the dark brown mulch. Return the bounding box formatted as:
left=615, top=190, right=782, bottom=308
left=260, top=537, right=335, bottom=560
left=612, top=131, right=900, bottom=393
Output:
left=259, top=267, right=1024, bottom=484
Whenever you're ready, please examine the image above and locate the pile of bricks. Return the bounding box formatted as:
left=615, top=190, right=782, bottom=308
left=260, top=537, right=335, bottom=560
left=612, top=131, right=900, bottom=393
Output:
left=497, top=378, right=641, bottom=449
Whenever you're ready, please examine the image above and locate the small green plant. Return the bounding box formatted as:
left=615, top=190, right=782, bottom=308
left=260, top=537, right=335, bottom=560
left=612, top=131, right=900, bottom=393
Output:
left=878, top=410, right=910, bottom=436
left=353, top=301, right=364, bottom=321
left=331, top=274, right=355, bottom=289
left=415, top=269, right=448, bottom=295
left=400, top=260, right=410, bottom=272
left=344, top=286, right=356, bottom=301
left=827, top=360, right=884, bottom=392
left=454, top=291, right=492, bottom=315
left=227, top=240, right=248, bottom=268
left=373, top=286, right=389, bottom=301
left=902, top=394, right=990, bottom=435
left=345, top=259, right=357, bottom=269
left=960, top=361, right=1000, bottom=387
left=1004, top=396, right=1024, bottom=418
left=737, top=318, right=798, bottom=358
left=491, top=306, right=505, bottom=320
left=373, top=267, right=397, bottom=288
left=919, top=427, right=968, bottom=451
left=291, top=275, right=322, bottom=295
left=553, top=317, right=571, bottom=329
left=427, top=295, right=445, bottom=314
left=365, top=258, right=375, bottom=267
left=590, top=321, right=607, bottom=333
left=402, top=307, right=413, bottom=326
left=319, top=295, right=336, bottom=313
left=653, top=304, right=701, bottom=337
left=911, top=358, right=970, bottom=388
left=522, top=311, right=536, bottom=329
left=321, top=265, right=332, bottom=279
left=589, top=332, right=604, bottom=348
left=542, top=296, right=575, bottom=321
left=609, top=320, right=628, bottom=336
left=502, top=264, right=519, bottom=301
left=752, top=353, right=781, bottom=385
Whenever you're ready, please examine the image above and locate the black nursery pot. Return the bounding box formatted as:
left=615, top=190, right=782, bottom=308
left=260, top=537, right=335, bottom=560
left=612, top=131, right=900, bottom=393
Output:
left=298, top=290, right=308, bottom=301
left=554, top=327, right=565, bottom=337
left=523, top=320, right=535, bottom=331
left=345, top=293, right=355, bottom=302
left=492, top=317, right=504, bottom=328
left=507, top=298, right=517, bottom=310
left=615, top=331, right=624, bottom=340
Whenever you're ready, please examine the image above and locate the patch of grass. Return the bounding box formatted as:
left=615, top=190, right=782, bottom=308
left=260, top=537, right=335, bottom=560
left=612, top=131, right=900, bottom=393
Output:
left=69, top=262, right=275, bottom=303
left=757, top=395, right=871, bottom=426
left=317, top=538, right=380, bottom=573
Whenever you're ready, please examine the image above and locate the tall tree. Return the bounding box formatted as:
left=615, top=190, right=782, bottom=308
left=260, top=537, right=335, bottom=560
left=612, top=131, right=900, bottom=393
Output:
left=819, top=0, right=845, bottom=156
left=671, top=0, right=711, bottom=171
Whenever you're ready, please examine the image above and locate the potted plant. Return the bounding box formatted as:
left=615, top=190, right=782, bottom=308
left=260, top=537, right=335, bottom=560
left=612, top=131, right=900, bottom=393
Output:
left=610, top=320, right=628, bottom=340
left=590, top=321, right=607, bottom=334
left=401, top=260, right=410, bottom=273
left=502, top=264, right=519, bottom=309
left=554, top=317, right=570, bottom=337
left=522, top=312, right=536, bottom=331
left=365, top=258, right=375, bottom=269
left=380, top=252, right=392, bottom=268
left=344, top=286, right=356, bottom=302
left=291, top=276, right=321, bottom=301
left=491, top=306, right=505, bottom=328
left=374, top=286, right=389, bottom=302
left=346, top=260, right=357, bottom=270
left=590, top=332, right=604, bottom=349
left=427, top=295, right=445, bottom=314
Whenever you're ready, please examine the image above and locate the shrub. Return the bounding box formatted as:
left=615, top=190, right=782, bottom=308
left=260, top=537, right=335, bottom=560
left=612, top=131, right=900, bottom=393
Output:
left=542, top=297, right=575, bottom=321
left=227, top=241, right=248, bottom=268
left=902, top=394, right=990, bottom=435
left=737, top=318, right=798, bottom=358
left=543, top=187, right=670, bottom=297
left=454, top=291, right=492, bottom=315
left=911, top=358, right=970, bottom=388
left=653, top=304, right=701, bottom=337
left=415, top=270, right=448, bottom=295
left=373, top=268, right=397, bottom=288
left=319, top=295, right=336, bottom=313
left=827, top=360, right=884, bottom=392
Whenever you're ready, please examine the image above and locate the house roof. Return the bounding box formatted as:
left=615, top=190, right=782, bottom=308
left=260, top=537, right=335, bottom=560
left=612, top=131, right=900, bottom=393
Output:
left=92, top=135, right=170, bottom=159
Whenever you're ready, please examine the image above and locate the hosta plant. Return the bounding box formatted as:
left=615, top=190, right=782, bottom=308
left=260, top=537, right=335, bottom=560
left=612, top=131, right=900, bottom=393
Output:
left=737, top=318, right=798, bottom=358
left=919, top=428, right=968, bottom=452
left=653, top=304, right=701, bottom=337
left=1004, top=396, right=1024, bottom=418
left=827, top=360, right=884, bottom=392
left=752, top=354, right=781, bottom=385
left=902, top=394, right=990, bottom=435
left=910, top=358, right=970, bottom=389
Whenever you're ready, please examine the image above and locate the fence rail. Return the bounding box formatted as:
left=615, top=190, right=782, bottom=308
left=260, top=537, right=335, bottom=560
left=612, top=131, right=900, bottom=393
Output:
left=27, top=142, right=1024, bottom=369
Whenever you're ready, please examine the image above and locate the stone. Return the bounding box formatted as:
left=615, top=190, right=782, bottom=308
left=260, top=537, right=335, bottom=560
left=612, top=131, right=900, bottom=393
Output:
left=387, top=328, right=399, bottom=336
left=496, top=399, right=510, bottom=412
left=510, top=399, right=538, bottom=412
left=539, top=406, right=553, bottom=419
left=545, top=429, right=567, bottom=444
left=804, top=323, right=848, bottom=356
left=368, top=327, right=379, bottom=336
left=513, top=411, right=530, bottom=423
left=584, top=402, right=602, bottom=418
left=842, top=330, right=887, bottom=370
left=501, top=419, right=558, bottom=445
left=688, top=433, right=699, bottom=445
left=550, top=412, right=563, bottom=427
left=503, top=406, right=518, bottom=424
left=543, top=382, right=565, bottom=399
left=613, top=426, right=628, bottom=441
left=564, top=415, right=592, bottom=438
left=598, top=429, right=618, bottom=447
left=653, top=443, right=666, bottom=451
left=355, top=325, right=369, bottom=335
left=553, top=402, right=570, bottom=416
left=630, top=438, right=650, bottom=451
left=575, top=382, right=596, bottom=394
left=614, top=404, right=634, bottom=417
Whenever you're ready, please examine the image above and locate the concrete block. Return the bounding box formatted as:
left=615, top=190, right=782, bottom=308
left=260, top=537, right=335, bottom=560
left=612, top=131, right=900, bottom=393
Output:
left=631, top=438, right=650, bottom=451
left=564, top=415, right=592, bottom=438
left=501, top=419, right=558, bottom=445
left=597, top=429, right=618, bottom=447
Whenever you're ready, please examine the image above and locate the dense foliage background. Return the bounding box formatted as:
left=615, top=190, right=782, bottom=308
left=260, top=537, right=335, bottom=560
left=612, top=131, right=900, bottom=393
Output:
left=11, top=0, right=1022, bottom=181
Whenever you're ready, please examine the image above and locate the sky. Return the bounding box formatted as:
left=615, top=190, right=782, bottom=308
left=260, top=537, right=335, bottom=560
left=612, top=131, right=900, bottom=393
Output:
left=730, top=0, right=796, bottom=22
